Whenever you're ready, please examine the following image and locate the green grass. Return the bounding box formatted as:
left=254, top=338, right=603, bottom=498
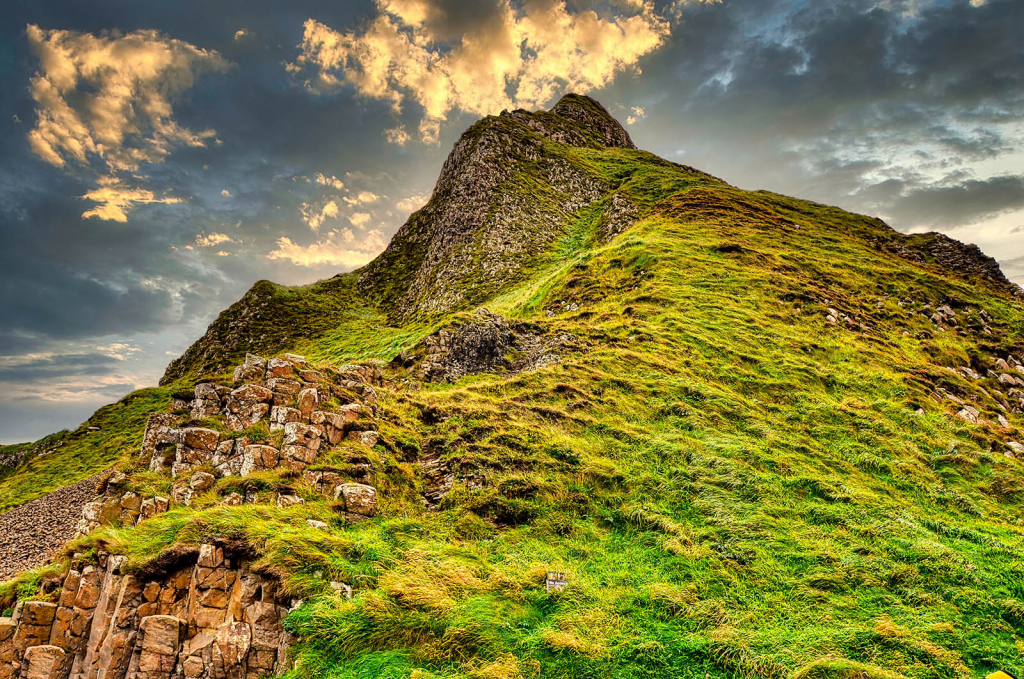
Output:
left=0, top=387, right=171, bottom=512
left=5, top=113, right=1024, bottom=679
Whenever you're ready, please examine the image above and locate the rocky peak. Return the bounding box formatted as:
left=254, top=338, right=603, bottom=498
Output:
left=357, top=94, right=632, bottom=322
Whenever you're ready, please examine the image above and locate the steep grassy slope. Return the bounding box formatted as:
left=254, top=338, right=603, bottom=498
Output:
left=4, top=95, right=1024, bottom=679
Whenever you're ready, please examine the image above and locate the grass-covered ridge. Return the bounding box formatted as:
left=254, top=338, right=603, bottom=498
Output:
left=5, top=97, right=1024, bottom=679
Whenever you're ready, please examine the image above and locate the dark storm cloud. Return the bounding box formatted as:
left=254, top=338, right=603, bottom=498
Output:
left=0, top=352, right=118, bottom=382
left=866, top=174, right=1024, bottom=229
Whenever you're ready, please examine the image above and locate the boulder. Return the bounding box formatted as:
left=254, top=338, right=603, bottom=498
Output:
left=283, top=423, right=322, bottom=450
left=191, top=472, right=216, bottom=493
left=346, top=430, right=378, bottom=447
left=265, top=359, right=297, bottom=380
left=182, top=428, right=220, bottom=451
left=282, top=353, right=307, bottom=366
left=297, top=388, right=318, bottom=420
left=276, top=494, right=304, bottom=509
left=233, top=354, right=267, bottom=383
left=333, top=483, right=377, bottom=517
left=269, top=406, right=302, bottom=431
left=21, top=645, right=65, bottom=679
left=240, top=444, right=281, bottom=476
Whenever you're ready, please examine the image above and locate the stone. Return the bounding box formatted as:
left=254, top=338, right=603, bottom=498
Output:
left=282, top=353, right=307, bottom=366
left=230, top=384, right=273, bottom=403
left=956, top=406, right=980, bottom=424
left=191, top=472, right=216, bottom=493
left=182, top=656, right=205, bottom=678
left=297, top=388, right=318, bottom=420
left=233, top=354, right=267, bottom=383
left=224, top=402, right=270, bottom=432
left=996, top=358, right=1011, bottom=371
left=299, top=370, right=325, bottom=382
left=269, top=406, right=302, bottom=431
left=182, top=428, right=220, bottom=451
left=282, top=445, right=317, bottom=465
left=1007, top=441, right=1024, bottom=458
left=305, top=519, right=328, bottom=531
left=240, top=445, right=280, bottom=476
left=213, top=620, right=252, bottom=678
left=223, top=493, right=243, bottom=506
left=139, top=614, right=184, bottom=655
left=999, top=373, right=1020, bottom=387
left=21, top=645, right=65, bottom=679
left=172, top=484, right=195, bottom=507
left=265, top=358, right=297, bottom=379
left=283, top=423, right=321, bottom=449
left=329, top=581, right=352, bottom=598
left=266, top=378, right=302, bottom=396
left=277, top=494, right=304, bottom=509
left=198, top=544, right=225, bottom=568
left=333, top=483, right=377, bottom=517
left=19, top=601, right=58, bottom=627
left=346, top=430, right=378, bottom=447
left=998, top=414, right=1010, bottom=428
left=119, top=492, right=141, bottom=511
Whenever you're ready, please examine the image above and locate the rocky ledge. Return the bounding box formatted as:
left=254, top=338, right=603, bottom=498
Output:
left=1, top=543, right=295, bottom=679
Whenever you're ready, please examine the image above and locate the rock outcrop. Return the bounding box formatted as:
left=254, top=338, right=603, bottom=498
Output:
left=390, top=309, right=576, bottom=383
left=357, top=94, right=629, bottom=323
left=0, top=544, right=296, bottom=679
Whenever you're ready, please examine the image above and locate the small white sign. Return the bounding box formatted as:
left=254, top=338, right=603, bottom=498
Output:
left=545, top=571, right=568, bottom=591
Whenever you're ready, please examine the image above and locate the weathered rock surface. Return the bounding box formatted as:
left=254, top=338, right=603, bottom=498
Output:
left=0, top=546, right=297, bottom=679
left=357, top=94, right=629, bottom=322
left=392, top=309, right=576, bottom=383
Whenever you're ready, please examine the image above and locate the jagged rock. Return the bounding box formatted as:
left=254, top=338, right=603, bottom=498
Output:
left=20, top=644, right=64, bottom=679
left=283, top=423, right=321, bottom=450
left=239, top=446, right=280, bottom=477
left=276, top=494, right=304, bottom=509
left=222, top=493, right=243, bottom=507
left=233, top=354, right=267, bottom=384
left=298, top=370, right=324, bottom=382
left=598, top=192, right=639, bottom=241
left=265, top=359, right=296, bottom=380
left=398, top=308, right=575, bottom=383
left=957, top=406, right=981, bottom=424
left=281, top=354, right=306, bottom=367
left=1007, top=442, right=1024, bottom=458
left=190, top=472, right=215, bottom=493
left=333, top=483, right=376, bottom=518
left=305, top=520, right=328, bottom=531
left=296, top=389, right=318, bottom=420
left=269, top=406, right=301, bottom=432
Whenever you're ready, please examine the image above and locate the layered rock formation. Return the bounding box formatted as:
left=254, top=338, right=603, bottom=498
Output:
left=0, top=544, right=295, bottom=679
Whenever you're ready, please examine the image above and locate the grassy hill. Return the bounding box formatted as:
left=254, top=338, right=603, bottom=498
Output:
left=3, top=95, right=1024, bottom=679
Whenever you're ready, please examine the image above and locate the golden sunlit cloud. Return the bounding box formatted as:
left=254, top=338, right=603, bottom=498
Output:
left=267, top=228, right=386, bottom=267
left=25, top=24, right=228, bottom=220
left=287, top=0, right=670, bottom=143
left=195, top=232, right=236, bottom=247
left=81, top=176, right=183, bottom=222
left=300, top=199, right=340, bottom=230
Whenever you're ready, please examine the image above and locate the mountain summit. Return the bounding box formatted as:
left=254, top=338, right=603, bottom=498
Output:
left=4, top=96, right=1024, bottom=679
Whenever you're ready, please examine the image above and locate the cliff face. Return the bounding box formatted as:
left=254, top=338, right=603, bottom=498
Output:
left=0, top=545, right=295, bottom=679
left=355, top=94, right=634, bottom=322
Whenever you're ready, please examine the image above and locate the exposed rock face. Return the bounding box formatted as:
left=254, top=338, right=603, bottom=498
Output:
left=357, top=94, right=627, bottom=323
left=0, top=546, right=296, bottom=679
left=878, top=229, right=1024, bottom=298
left=393, top=309, right=576, bottom=383
left=0, top=474, right=109, bottom=581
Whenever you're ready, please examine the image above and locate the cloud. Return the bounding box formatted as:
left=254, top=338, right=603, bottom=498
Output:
left=267, top=228, right=386, bottom=267
left=868, top=174, right=1024, bottom=230
left=626, top=105, right=646, bottom=125
left=288, top=0, right=671, bottom=142
left=348, top=212, right=371, bottom=227
left=25, top=24, right=228, bottom=219
left=300, top=199, right=339, bottom=230
left=195, top=232, right=236, bottom=247
left=314, top=172, right=345, bottom=189
left=81, top=175, right=183, bottom=222
left=344, top=191, right=380, bottom=205
left=396, top=193, right=429, bottom=212
left=234, top=29, right=248, bottom=40
left=221, top=189, right=231, bottom=197
left=383, top=126, right=411, bottom=145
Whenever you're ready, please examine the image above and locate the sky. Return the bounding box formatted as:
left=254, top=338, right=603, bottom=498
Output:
left=1, top=0, right=1022, bottom=444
